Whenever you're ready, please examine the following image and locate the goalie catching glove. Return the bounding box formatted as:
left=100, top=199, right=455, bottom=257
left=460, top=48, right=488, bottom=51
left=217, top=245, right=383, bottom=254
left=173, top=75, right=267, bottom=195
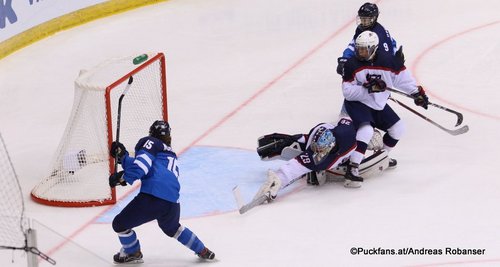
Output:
left=109, top=171, right=127, bottom=187
left=257, top=133, right=303, bottom=160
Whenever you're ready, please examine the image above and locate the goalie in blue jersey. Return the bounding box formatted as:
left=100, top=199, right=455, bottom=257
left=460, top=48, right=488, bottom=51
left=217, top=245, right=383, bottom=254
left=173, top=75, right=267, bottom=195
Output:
left=108, top=120, right=215, bottom=264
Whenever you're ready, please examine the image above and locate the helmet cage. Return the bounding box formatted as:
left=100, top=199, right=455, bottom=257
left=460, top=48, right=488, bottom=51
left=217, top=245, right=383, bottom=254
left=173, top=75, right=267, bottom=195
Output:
left=149, top=120, right=171, bottom=138
left=355, top=31, right=379, bottom=61
left=310, top=128, right=336, bottom=165
left=357, top=3, right=379, bottom=30
left=356, top=15, right=377, bottom=30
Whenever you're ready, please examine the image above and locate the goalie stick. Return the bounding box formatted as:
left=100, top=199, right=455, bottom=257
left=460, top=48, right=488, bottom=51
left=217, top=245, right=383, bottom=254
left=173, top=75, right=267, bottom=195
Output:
left=389, top=97, right=469, bottom=136
left=386, top=87, right=464, bottom=126
left=113, top=76, right=134, bottom=175
left=232, top=186, right=271, bottom=214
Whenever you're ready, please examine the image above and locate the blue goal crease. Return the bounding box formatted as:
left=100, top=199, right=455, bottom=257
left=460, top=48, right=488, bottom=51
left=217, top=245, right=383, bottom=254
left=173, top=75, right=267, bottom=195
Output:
left=95, top=146, right=283, bottom=223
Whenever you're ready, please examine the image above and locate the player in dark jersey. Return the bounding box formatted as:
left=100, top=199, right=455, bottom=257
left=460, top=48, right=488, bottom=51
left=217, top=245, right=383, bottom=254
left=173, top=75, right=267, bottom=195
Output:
left=108, top=120, right=215, bottom=263
left=341, top=31, right=429, bottom=188
left=336, top=2, right=402, bottom=75
left=253, top=118, right=357, bottom=200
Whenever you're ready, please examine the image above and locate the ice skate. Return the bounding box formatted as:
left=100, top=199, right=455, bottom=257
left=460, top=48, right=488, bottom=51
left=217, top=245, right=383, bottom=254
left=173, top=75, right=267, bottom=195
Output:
left=113, top=249, right=143, bottom=264
left=197, top=247, right=215, bottom=260
left=344, top=162, right=363, bottom=188
left=388, top=158, right=397, bottom=169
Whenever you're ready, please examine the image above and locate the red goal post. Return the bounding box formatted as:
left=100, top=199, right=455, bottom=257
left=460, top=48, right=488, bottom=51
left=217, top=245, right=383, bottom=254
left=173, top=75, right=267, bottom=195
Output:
left=31, top=53, right=167, bottom=207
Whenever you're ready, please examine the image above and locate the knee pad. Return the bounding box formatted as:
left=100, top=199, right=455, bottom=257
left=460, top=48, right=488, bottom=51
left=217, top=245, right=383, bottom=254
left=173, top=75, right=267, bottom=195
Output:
left=356, top=124, right=374, bottom=144
left=386, top=120, right=405, bottom=140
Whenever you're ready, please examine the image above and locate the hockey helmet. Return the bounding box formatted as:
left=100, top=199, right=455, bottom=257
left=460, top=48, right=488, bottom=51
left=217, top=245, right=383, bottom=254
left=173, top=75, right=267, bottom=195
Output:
left=310, top=127, right=336, bottom=164
left=357, top=2, right=379, bottom=30
left=355, top=31, right=379, bottom=61
left=149, top=120, right=171, bottom=138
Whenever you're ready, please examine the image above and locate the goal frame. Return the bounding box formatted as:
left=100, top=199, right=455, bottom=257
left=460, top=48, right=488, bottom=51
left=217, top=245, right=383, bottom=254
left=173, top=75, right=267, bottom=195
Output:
left=30, top=53, right=168, bottom=207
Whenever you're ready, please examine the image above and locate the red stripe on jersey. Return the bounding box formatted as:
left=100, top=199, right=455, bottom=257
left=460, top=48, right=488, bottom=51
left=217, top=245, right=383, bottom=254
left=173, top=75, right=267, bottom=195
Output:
left=344, top=65, right=406, bottom=82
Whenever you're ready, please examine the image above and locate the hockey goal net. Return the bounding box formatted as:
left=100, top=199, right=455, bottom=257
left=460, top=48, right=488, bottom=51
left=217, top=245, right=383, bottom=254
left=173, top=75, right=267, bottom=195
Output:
left=0, top=133, right=27, bottom=249
left=31, top=53, right=167, bottom=207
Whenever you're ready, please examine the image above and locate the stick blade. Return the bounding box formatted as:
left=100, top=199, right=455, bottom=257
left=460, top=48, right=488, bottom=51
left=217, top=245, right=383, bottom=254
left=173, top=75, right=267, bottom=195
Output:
left=232, top=185, right=270, bottom=214
left=448, top=125, right=469, bottom=136
left=232, top=186, right=244, bottom=210
left=239, top=194, right=269, bottom=214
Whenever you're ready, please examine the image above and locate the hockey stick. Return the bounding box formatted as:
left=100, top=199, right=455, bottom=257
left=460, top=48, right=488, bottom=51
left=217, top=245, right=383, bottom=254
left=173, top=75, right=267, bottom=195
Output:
left=113, top=76, right=134, bottom=175
left=386, top=87, right=464, bottom=126
left=232, top=186, right=270, bottom=214
left=389, top=97, right=469, bottom=136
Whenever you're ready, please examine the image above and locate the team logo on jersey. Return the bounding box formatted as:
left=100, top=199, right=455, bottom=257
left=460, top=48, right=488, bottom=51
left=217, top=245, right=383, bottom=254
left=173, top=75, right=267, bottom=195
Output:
left=366, top=73, right=381, bottom=81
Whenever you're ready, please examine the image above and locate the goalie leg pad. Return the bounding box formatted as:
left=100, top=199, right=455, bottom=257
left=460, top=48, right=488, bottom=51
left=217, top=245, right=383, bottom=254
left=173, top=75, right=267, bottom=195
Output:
left=326, top=150, right=389, bottom=180
left=358, top=150, right=390, bottom=177
left=253, top=170, right=282, bottom=201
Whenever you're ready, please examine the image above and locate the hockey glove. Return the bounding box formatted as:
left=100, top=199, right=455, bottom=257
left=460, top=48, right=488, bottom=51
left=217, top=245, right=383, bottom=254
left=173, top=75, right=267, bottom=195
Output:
left=336, top=57, right=348, bottom=75
left=109, top=171, right=127, bottom=187
left=363, top=77, right=386, bottom=93
left=395, top=46, right=405, bottom=63
left=110, top=141, right=127, bottom=163
left=411, top=86, right=429, bottom=109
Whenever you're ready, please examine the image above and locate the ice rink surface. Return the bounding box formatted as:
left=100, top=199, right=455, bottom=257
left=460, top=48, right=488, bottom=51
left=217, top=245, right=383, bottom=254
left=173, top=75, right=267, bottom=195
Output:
left=1, top=0, right=499, bottom=266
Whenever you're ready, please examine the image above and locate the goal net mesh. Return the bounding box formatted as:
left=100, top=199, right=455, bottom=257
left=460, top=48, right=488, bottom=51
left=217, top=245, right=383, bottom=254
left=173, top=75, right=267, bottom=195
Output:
left=0, top=133, right=26, bottom=248
left=31, top=53, right=167, bottom=207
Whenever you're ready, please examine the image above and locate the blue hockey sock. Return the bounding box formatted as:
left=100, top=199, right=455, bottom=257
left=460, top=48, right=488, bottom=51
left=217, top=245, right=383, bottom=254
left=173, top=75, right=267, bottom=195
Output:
left=118, top=229, right=141, bottom=254
left=173, top=226, right=205, bottom=254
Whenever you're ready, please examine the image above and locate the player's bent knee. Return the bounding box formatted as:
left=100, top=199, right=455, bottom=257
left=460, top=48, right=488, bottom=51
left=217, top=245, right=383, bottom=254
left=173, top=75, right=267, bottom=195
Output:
left=160, top=222, right=182, bottom=238
left=387, top=120, right=405, bottom=140
left=356, top=124, right=374, bottom=144
left=112, top=217, right=130, bottom=233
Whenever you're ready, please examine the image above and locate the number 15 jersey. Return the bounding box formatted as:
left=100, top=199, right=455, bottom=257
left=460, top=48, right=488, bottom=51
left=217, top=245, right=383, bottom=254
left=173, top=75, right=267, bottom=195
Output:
left=121, top=136, right=180, bottom=203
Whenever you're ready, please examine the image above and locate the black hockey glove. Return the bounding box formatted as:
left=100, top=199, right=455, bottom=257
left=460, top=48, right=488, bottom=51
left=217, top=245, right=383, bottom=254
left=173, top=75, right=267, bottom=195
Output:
left=411, top=86, right=429, bottom=109
left=110, top=141, right=127, bottom=163
left=395, top=46, right=405, bottom=63
left=336, top=57, right=348, bottom=75
left=109, top=171, right=127, bottom=187
left=363, top=77, right=386, bottom=93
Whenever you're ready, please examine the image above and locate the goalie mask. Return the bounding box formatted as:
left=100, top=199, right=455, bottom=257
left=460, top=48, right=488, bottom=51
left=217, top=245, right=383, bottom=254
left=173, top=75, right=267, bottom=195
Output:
left=310, top=127, right=336, bottom=164
left=149, top=120, right=171, bottom=138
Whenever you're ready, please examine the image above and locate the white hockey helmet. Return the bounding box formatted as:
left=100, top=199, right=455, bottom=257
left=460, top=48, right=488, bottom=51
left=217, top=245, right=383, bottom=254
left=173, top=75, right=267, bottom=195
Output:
left=355, top=31, right=379, bottom=61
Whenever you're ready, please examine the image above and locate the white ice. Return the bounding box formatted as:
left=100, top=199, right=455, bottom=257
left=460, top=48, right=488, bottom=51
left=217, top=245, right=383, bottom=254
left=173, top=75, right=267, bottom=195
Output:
left=1, top=0, right=499, bottom=266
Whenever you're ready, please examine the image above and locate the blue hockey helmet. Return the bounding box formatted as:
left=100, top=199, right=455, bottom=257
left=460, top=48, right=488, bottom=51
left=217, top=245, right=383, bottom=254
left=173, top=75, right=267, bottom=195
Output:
left=149, top=120, right=171, bottom=138
left=310, top=127, right=336, bottom=164
left=357, top=3, right=379, bottom=30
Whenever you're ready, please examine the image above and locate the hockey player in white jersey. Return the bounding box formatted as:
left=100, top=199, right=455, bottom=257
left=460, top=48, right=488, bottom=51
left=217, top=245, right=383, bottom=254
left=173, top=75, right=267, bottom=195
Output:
left=341, top=31, right=429, bottom=187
